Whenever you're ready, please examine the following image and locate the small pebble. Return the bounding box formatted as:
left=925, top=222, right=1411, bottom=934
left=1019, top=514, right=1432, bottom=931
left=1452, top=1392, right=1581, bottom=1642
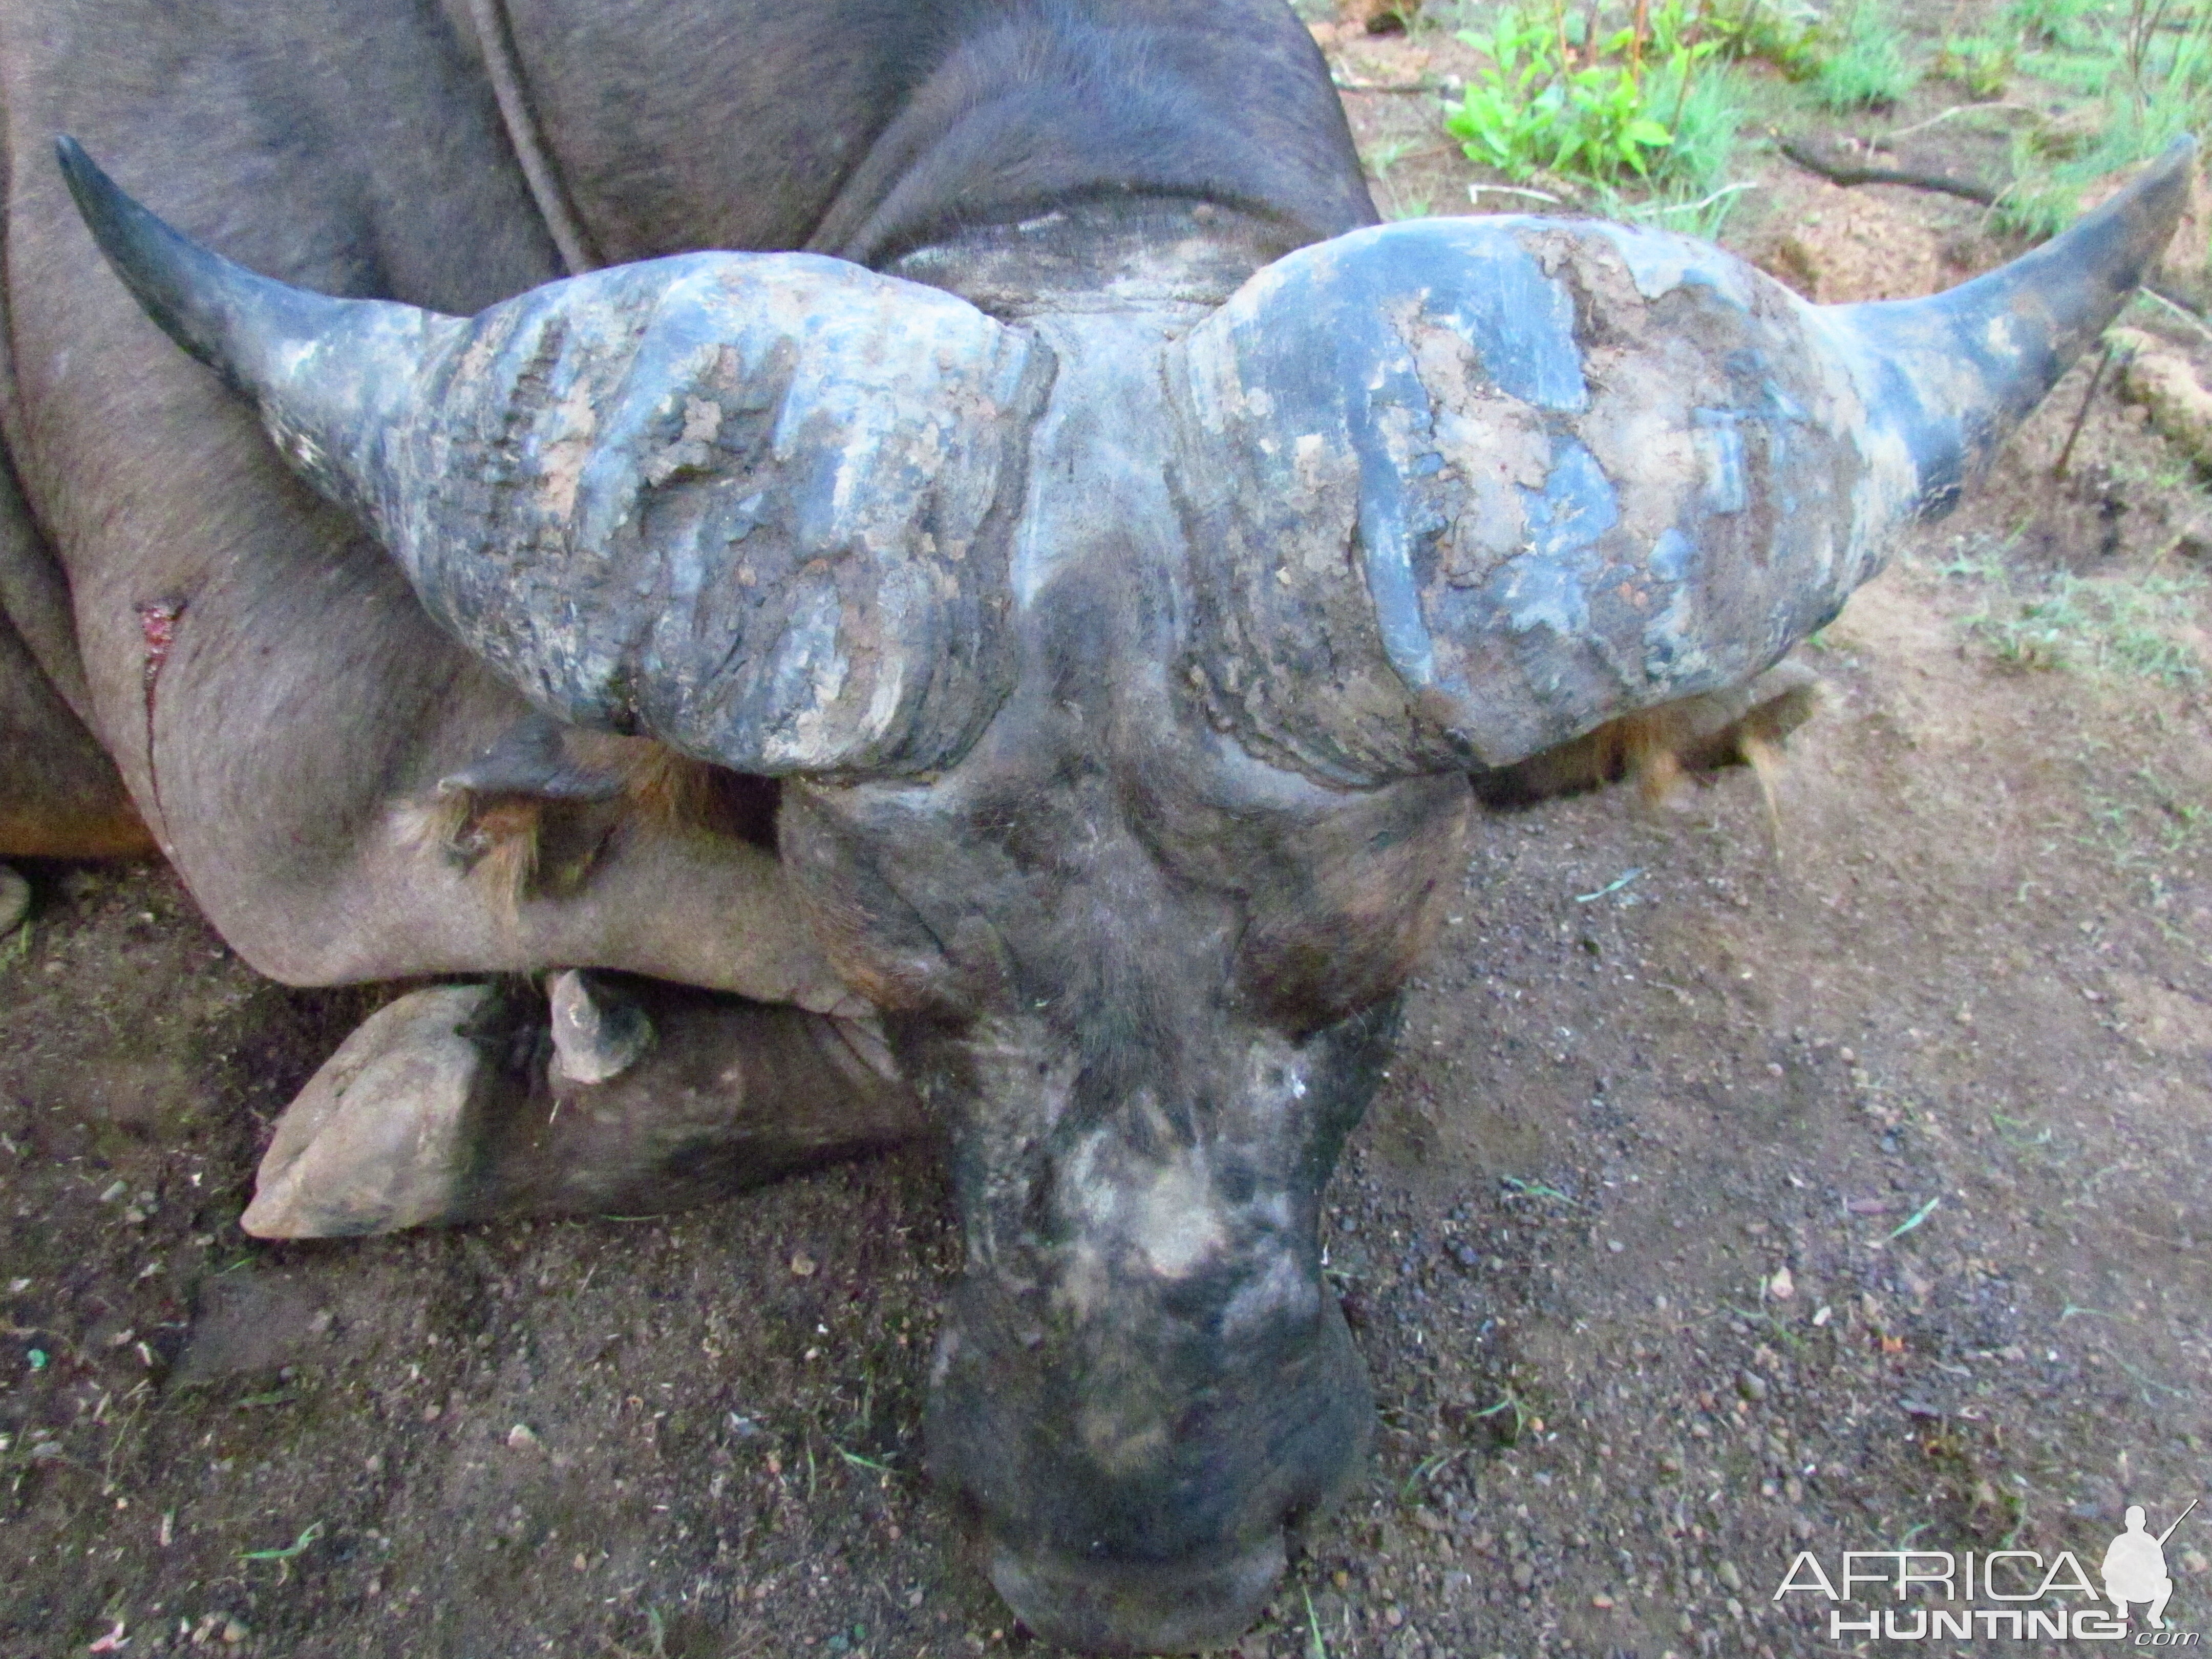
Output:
left=1512, top=1562, right=1535, bottom=1590
left=1717, top=1561, right=1743, bottom=1592
left=1837, top=1047, right=1855, bottom=1065
left=1737, top=1370, right=1770, bottom=1403
left=506, top=1423, right=541, bottom=1452
left=222, top=1619, right=249, bottom=1644
left=789, top=1250, right=817, bottom=1278
left=1768, top=1266, right=1794, bottom=1300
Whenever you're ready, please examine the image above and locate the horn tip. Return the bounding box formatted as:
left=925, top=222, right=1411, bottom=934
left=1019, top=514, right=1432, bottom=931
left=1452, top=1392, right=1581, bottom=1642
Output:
left=53, top=133, right=121, bottom=235
left=51, top=132, right=257, bottom=386
left=2139, top=132, right=2198, bottom=204
left=2121, top=132, right=2197, bottom=221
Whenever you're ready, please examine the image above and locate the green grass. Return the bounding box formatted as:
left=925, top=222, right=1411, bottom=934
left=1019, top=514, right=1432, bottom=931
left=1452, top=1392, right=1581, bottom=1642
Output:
left=1937, top=33, right=2018, bottom=97
left=2007, top=0, right=2114, bottom=47
left=2086, top=767, right=2205, bottom=864
left=1602, top=58, right=1751, bottom=233
left=2075, top=754, right=2207, bottom=924
left=1936, top=541, right=2209, bottom=688
left=2017, top=44, right=2119, bottom=95
left=1974, top=571, right=2209, bottom=685
left=1811, top=0, right=1921, bottom=109
left=1997, top=0, right=2212, bottom=239
left=1445, top=7, right=1682, bottom=185
left=1362, top=135, right=1444, bottom=219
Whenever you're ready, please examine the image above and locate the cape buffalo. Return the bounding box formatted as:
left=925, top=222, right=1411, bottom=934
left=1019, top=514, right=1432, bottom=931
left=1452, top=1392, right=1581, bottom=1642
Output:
left=2, top=0, right=2190, bottom=1647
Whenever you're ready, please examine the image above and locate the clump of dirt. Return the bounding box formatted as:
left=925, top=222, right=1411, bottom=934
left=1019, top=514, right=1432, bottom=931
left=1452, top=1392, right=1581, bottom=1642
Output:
left=1740, top=173, right=1980, bottom=302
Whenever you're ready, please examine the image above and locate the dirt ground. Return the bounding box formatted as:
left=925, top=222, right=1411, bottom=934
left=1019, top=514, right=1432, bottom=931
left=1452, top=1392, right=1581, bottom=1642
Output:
left=4, top=27, right=2211, bottom=1659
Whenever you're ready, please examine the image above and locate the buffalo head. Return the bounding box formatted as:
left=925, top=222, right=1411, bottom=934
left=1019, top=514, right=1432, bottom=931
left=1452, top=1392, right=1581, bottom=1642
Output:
left=59, top=134, right=2193, bottom=1651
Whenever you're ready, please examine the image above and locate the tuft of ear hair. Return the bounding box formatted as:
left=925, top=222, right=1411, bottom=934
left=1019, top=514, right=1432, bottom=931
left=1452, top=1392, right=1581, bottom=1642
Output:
left=399, top=718, right=781, bottom=914
left=396, top=789, right=552, bottom=914
left=569, top=734, right=779, bottom=846
left=1471, top=661, right=1821, bottom=821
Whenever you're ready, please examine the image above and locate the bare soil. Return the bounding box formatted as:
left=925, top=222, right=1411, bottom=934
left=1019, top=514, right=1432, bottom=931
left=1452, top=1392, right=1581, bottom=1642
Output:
left=4, top=33, right=2210, bottom=1659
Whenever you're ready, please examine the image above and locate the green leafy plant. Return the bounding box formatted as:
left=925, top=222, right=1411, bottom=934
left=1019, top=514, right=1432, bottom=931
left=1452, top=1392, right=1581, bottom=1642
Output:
left=1444, top=1, right=1721, bottom=186
left=1604, top=56, right=1753, bottom=233
left=1699, top=0, right=1827, bottom=75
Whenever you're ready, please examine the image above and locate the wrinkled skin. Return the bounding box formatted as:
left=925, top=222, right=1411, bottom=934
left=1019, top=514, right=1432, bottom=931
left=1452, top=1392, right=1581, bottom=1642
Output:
left=772, top=306, right=1476, bottom=1644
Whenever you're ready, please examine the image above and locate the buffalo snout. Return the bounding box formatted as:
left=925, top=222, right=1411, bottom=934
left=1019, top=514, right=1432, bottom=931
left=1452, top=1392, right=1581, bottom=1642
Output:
left=930, top=1240, right=1370, bottom=1654
left=922, top=1024, right=1387, bottom=1655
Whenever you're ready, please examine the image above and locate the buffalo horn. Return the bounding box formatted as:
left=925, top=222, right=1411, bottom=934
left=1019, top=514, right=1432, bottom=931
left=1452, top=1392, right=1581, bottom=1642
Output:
left=58, top=136, right=1048, bottom=777
left=1169, top=138, right=2196, bottom=782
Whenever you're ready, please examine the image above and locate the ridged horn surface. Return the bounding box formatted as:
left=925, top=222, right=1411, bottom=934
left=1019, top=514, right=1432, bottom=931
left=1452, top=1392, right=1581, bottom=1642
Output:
left=57, top=135, right=456, bottom=518
left=1169, top=137, right=2195, bottom=781
left=59, top=137, right=1048, bottom=777
left=1834, top=136, right=2195, bottom=518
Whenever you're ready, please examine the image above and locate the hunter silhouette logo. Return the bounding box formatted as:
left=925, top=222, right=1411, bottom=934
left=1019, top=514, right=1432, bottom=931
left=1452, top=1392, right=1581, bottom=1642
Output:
left=1773, top=1493, right=2202, bottom=1642
left=2104, top=1500, right=2198, bottom=1630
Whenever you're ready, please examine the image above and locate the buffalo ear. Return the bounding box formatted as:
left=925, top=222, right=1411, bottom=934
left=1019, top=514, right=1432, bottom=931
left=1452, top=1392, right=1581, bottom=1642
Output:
left=1169, top=137, right=2195, bottom=782
left=60, top=137, right=1052, bottom=779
